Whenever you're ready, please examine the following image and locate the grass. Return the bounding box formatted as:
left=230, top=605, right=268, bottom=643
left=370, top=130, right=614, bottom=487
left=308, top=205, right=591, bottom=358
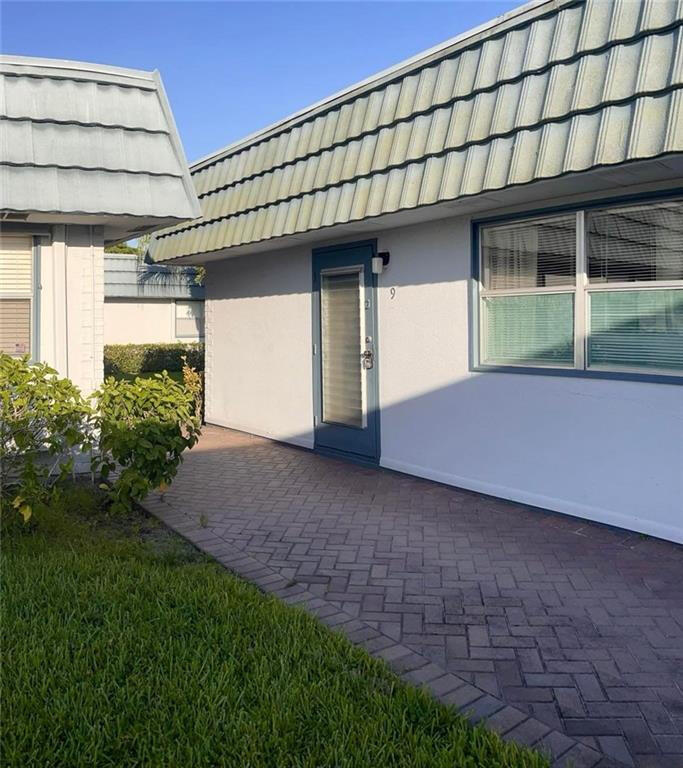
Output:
left=2, top=488, right=549, bottom=768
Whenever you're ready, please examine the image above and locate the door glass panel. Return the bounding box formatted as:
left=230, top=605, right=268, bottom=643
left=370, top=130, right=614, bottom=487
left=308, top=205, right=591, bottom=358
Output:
left=321, top=270, right=363, bottom=428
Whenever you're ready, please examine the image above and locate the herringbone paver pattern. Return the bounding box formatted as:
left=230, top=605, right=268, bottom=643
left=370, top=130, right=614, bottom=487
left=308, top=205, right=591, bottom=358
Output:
left=145, top=426, right=683, bottom=768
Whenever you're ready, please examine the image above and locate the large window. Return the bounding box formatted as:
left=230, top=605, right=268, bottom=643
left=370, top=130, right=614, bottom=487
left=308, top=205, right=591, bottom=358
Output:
left=477, top=197, right=683, bottom=378
left=0, top=234, right=34, bottom=358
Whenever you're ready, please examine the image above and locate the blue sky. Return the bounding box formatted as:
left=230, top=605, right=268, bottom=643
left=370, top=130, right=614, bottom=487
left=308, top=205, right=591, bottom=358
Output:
left=2, top=1, right=520, bottom=164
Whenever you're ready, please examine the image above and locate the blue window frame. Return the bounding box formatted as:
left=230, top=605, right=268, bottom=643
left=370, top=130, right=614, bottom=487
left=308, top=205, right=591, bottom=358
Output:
left=471, top=192, right=683, bottom=385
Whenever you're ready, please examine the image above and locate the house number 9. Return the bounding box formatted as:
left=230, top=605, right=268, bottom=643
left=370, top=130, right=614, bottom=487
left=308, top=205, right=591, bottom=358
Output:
left=390, top=287, right=396, bottom=299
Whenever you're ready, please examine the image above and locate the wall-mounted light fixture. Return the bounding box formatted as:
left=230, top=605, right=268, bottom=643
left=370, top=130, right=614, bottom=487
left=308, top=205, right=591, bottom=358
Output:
left=372, top=251, right=390, bottom=274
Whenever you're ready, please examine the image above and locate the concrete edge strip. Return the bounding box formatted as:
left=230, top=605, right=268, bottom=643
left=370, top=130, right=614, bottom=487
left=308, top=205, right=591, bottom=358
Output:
left=141, top=493, right=619, bottom=768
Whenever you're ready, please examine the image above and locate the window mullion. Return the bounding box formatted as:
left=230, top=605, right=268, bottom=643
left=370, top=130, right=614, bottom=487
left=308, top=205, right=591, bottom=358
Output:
left=575, top=210, right=587, bottom=370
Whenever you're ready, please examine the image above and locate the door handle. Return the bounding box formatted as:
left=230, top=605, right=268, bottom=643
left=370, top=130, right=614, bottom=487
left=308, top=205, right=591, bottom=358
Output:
left=361, top=349, right=374, bottom=370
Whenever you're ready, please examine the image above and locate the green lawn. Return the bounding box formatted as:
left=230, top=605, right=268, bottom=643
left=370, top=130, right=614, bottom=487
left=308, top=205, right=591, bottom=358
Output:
left=2, top=488, right=548, bottom=768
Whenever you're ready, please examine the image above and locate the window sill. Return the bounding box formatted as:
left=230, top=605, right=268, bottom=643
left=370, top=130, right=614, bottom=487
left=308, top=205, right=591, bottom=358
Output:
left=471, top=364, right=683, bottom=386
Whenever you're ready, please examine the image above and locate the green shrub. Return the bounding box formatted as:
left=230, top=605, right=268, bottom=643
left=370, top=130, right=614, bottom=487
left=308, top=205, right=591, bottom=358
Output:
left=93, top=373, right=201, bottom=514
left=181, top=354, right=203, bottom=423
left=1, top=355, right=201, bottom=521
left=103, top=343, right=204, bottom=376
left=0, top=355, right=95, bottom=521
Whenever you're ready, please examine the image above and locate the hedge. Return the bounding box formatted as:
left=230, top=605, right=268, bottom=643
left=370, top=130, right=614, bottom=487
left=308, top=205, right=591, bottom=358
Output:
left=103, top=343, right=204, bottom=376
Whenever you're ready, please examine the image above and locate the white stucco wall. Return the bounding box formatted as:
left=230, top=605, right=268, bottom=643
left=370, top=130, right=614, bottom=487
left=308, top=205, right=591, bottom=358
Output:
left=205, top=247, right=314, bottom=448
left=38, top=225, right=104, bottom=395
left=203, top=191, right=683, bottom=544
left=104, top=299, right=204, bottom=344
left=374, top=217, right=683, bottom=545
left=105, top=299, right=171, bottom=344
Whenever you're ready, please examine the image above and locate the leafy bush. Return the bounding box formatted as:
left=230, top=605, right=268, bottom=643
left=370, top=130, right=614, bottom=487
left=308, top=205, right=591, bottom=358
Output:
left=1, top=355, right=201, bottom=521
left=94, top=373, right=200, bottom=513
left=181, top=354, right=203, bottom=423
left=0, top=356, right=95, bottom=521
left=103, top=343, right=204, bottom=376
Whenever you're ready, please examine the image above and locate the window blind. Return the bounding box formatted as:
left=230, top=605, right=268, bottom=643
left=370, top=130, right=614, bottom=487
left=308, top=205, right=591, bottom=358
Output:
left=481, top=215, right=576, bottom=290
left=321, top=271, right=363, bottom=428
left=0, top=233, right=33, bottom=358
left=0, top=299, right=31, bottom=356
left=0, top=234, right=33, bottom=295
left=588, top=200, right=683, bottom=283
left=588, top=289, right=683, bottom=371
left=478, top=197, right=683, bottom=378
left=482, top=293, right=574, bottom=366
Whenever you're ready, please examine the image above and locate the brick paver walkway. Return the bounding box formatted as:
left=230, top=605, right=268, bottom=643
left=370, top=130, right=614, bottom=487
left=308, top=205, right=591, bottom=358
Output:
left=144, top=426, right=683, bottom=768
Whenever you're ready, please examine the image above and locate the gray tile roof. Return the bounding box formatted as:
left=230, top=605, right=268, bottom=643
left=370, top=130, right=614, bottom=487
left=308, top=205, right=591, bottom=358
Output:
left=150, top=0, right=683, bottom=263
left=104, top=253, right=205, bottom=300
left=0, top=56, right=201, bottom=225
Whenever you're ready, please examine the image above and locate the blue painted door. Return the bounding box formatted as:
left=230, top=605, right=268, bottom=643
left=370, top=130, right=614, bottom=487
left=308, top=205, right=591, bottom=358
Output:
left=313, top=242, right=379, bottom=462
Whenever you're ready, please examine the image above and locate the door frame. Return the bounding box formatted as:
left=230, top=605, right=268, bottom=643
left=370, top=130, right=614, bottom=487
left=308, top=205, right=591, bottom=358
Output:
left=311, top=239, right=381, bottom=465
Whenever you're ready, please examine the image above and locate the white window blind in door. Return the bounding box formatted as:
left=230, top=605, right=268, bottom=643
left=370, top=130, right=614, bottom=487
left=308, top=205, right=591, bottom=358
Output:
left=321, top=271, right=363, bottom=428
left=0, top=234, right=33, bottom=357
